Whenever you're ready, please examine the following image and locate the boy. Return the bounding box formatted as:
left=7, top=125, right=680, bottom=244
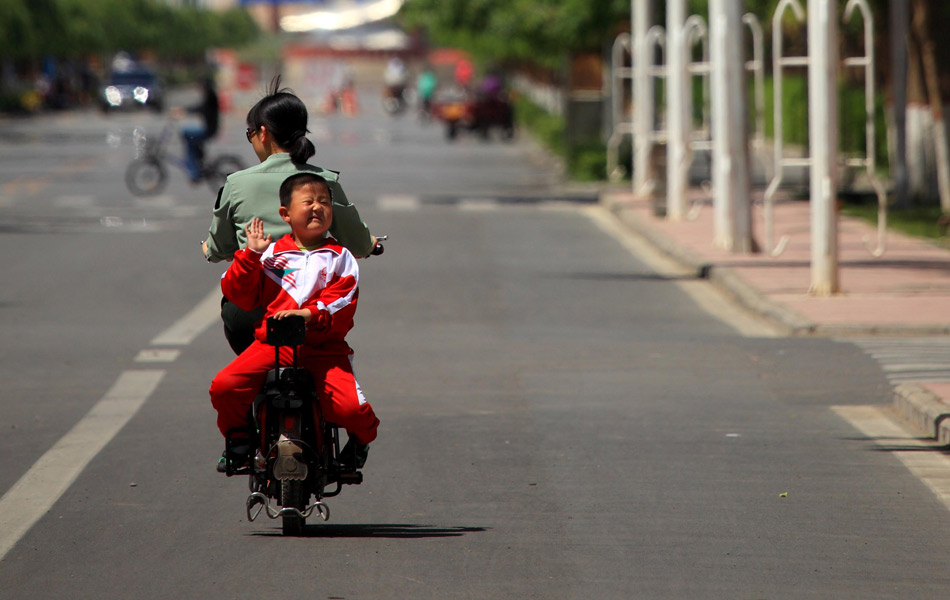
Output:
left=209, top=172, right=379, bottom=472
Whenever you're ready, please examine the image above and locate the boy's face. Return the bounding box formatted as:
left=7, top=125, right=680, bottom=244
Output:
left=279, top=181, right=333, bottom=246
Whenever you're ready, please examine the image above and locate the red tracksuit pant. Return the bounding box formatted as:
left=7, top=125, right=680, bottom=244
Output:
left=209, top=341, right=379, bottom=446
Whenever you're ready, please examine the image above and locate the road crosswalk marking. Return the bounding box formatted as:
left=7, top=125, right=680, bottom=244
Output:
left=374, top=194, right=597, bottom=212
left=846, top=338, right=950, bottom=384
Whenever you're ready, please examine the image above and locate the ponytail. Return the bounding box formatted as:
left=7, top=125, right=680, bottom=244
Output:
left=287, top=135, right=316, bottom=164
left=246, top=76, right=315, bottom=164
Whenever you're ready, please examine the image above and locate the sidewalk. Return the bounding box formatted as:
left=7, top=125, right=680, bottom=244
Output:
left=601, top=187, right=950, bottom=444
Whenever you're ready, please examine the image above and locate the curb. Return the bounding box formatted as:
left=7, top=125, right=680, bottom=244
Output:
left=602, top=193, right=950, bottom=339
left=601, top=189, right=950, bottom=444
left=893, top=384, right=950, bottom=445
left=605, top=198, right=810, bottom=336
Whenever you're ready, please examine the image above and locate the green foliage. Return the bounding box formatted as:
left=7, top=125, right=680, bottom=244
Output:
left=763, top=72, right=809, bottom=147
left=761, top=72, right=888, bottom=168
left=514, top=94, right=565, bottom=155
left=398, top=0, right=629, bottom=70
left=0, top=0, right=259, bottom=61
left=514, top=94, right=609, bottom=181
left=568, top=142, right=608, bottom=182
left=0, top=0, right=36, bottom=59
left=840, top=203, right=950, bottom=245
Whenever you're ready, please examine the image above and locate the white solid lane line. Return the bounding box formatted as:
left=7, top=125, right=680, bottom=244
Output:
left=0, top=286, right=219, bottom=560
left=0, top=370, right=165, bottom=561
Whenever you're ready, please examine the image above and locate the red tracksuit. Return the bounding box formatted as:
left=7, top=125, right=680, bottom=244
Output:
left=209, top=234, right=378, bottom=445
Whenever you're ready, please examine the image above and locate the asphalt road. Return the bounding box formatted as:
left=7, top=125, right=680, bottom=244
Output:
left=1, top=91, right=950, bottom=599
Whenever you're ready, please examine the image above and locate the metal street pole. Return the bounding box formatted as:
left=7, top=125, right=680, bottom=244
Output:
left=633, top=0, right=654, bottom=197
left=808, top=0, right=840, bottom=294
left=666, top=0, right=688, bottom=220
left=710, top=0, right=752, bottom=251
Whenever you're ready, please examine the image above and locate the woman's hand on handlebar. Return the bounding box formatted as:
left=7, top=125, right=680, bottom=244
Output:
left=370, top=234, right=387, bottom=256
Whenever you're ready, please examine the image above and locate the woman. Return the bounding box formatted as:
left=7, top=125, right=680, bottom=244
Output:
left=202, top=76, right=376, bottom=354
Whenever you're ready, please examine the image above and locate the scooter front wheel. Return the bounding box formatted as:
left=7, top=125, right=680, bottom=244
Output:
left=125, top=157, right=167, bottom=196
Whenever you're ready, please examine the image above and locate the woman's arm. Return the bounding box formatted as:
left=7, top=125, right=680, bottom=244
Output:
left=203, top=181, right=240, bottom=262
left=327, top=181, right=375, bottom=258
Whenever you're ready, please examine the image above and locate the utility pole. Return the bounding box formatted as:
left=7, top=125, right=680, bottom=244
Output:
left=808, top=0, right=840, bottom=294
left=666, top=0, right=688, bottom=220
left=710, top=0, right=752, bottom=251
left=632, top=0, right=654, bottom=197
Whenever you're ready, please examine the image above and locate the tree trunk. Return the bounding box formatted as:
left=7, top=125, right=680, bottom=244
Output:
left=889, top=0, right=909, bottom=209
left=911, top=0, right=950, bottom=213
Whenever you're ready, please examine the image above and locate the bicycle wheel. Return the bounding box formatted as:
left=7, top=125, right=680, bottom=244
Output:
left=205, top=154, right=246, bottom=192
left=280, top=480, right=307, bottom=536
left=125, top=157, right=167, bottom=196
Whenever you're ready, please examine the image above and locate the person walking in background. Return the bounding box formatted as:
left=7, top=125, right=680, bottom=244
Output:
left=416, top=64, right=437, bottom=119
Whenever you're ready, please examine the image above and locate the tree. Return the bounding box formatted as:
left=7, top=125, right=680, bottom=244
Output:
left=0, top=0, right=37, bottom=60
left=398, top=0, right=629, bottom=70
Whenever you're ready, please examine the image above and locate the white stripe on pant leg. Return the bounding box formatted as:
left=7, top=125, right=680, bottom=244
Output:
left=0, top=369, right=165, bottom=561
left=348, top=355, right=367, bottom=406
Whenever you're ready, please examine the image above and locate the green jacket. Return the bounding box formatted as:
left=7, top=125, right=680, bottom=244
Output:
left=203, top=153, right=373, bottom=262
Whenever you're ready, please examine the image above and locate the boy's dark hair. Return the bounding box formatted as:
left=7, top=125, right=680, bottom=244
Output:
left=279, top=172, right=331, bottom=208
left=246, top=75, right=316, bottom=164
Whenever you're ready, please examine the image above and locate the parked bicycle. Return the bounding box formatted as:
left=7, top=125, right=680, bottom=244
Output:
left=125, top=122, right=246, bottom=196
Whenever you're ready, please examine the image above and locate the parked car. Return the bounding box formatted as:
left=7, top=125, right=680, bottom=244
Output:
left=99, top=67, right=164, bottom=112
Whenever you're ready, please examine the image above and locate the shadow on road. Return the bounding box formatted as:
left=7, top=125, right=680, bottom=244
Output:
left=251, top=523, right=489, bottom=539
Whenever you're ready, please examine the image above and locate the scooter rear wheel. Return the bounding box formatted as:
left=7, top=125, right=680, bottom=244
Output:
left=280, top=480, right=306, bottom=536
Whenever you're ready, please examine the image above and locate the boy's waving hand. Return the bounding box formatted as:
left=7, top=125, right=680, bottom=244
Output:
left=245, top=218, right=272, bottom=253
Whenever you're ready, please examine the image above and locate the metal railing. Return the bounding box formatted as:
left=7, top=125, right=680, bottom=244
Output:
left=842, top=0, right=887, bottom=257
left=763, top=0, right=885, bottom=258
left=763, top=0, right=810, bottom=257
left=607, top=33, right=633, bottom=182
left=743, top=13, right=768, bottom=180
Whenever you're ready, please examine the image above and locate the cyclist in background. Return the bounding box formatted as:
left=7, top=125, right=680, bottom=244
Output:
left=175, top=76, right=220, bottom=183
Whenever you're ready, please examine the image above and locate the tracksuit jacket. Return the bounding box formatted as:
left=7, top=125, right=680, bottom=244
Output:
left=222, top=233, right=359, bottom=352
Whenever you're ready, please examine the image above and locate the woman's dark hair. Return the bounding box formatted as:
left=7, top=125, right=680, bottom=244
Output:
left=246, top=75, right=316, bottom=164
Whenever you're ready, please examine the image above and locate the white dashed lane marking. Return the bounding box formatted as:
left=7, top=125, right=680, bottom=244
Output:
left=0, top=286, right=222, bottom=561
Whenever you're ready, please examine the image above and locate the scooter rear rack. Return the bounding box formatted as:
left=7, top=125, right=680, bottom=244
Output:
left=245, top=492, right=330, bottom=523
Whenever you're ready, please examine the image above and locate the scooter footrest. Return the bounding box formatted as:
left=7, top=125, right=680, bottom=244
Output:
left=337, top=471, right=363, bottom=485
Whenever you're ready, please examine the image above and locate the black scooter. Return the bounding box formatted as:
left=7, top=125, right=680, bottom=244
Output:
left=221, top=315, right=362, bottom=536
